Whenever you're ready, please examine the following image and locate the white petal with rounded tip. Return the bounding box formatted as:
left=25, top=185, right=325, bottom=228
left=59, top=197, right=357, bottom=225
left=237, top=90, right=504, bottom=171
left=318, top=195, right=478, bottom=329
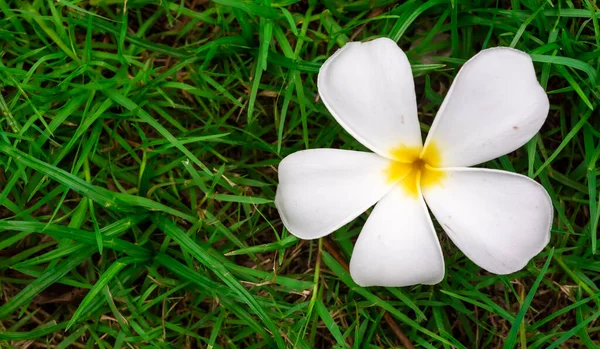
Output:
left=318, top=38, right=422, bottom=159
left=423, top=47, right=549, bottom=167
left=349, top=187, right=445, bottom=287
left=275, top=149, right=394, bottom=240
left=422, top=168, right=553, bottom=274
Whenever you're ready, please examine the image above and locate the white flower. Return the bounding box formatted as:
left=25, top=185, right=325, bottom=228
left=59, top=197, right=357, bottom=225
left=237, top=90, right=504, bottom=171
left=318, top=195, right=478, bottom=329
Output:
left=275, top=38, right=553, bottom=287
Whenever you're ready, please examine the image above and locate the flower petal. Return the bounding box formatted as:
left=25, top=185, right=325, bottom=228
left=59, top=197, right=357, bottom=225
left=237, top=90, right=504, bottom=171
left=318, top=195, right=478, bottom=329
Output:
left=423, top=47, right=549, bottom=167
left=318, top=38, right=422, bottom=158
left=349, top=187, right=445, bottom=287
left=422, top=168, right=553, bottom=274
left=275, top=149, right=394, bottom=239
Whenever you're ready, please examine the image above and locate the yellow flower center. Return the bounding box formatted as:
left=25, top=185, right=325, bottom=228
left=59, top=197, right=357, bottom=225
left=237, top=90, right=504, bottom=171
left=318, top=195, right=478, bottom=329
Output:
left=385, top=142, right=445, bottom=197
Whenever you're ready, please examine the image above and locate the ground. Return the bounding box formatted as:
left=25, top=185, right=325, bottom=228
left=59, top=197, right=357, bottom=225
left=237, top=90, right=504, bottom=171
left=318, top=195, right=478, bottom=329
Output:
left=0, top=0, right=599, bottom=348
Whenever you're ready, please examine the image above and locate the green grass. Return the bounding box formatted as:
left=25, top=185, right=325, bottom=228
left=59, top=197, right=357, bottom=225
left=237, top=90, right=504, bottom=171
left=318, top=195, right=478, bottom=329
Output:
left=0, top=0, right=599, bottom=347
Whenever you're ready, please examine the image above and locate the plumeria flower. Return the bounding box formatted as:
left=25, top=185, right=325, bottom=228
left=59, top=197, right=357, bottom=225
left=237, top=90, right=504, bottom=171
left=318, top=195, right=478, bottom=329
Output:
left=275, top=38, right=553, bottom=287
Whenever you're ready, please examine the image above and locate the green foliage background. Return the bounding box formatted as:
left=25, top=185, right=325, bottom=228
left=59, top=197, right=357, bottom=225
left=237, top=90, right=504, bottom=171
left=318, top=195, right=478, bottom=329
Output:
left=0, top=0, right=599, bottom=347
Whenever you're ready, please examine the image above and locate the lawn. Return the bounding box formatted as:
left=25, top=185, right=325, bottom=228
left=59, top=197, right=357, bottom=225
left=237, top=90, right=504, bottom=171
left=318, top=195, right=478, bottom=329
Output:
left=0, top=0, right=599, bottom=348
